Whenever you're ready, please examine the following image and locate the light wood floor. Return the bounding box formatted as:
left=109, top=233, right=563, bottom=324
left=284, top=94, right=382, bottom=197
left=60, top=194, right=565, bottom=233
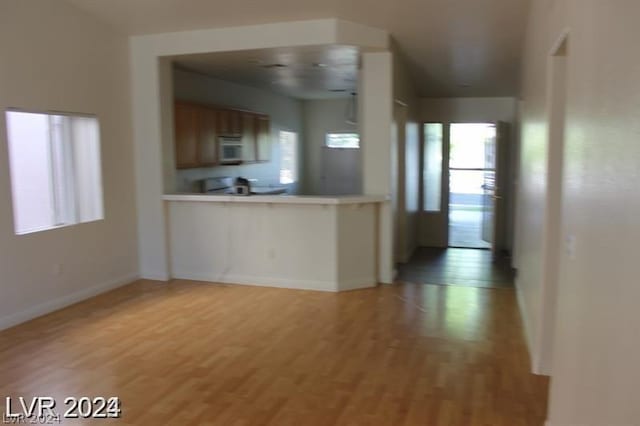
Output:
left=0, top=280, right=548, bottom=425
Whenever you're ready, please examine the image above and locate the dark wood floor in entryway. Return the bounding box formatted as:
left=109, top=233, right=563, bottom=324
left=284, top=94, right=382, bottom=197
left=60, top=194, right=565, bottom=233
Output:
left=397, top=248, right=514, bottom=288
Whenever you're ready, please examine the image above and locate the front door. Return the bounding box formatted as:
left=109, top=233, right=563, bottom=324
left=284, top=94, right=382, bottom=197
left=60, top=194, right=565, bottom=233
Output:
left=419, top=122, right=508, bottom=253
left=449, top=123, right=495, bottom=250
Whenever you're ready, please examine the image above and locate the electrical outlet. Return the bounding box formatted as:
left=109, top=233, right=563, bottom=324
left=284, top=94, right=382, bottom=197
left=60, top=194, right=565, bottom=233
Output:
left=565, top=235, right=577, bottom=259
left=52, top=263, right=63, bottom=275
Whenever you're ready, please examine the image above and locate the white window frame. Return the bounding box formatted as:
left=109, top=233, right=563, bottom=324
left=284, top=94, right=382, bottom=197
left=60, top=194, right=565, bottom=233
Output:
left=5, top=109, right=104, bottom=235
left=325, top=132, right=360, bottom=149
left=279, top=130, right=298, bottom=185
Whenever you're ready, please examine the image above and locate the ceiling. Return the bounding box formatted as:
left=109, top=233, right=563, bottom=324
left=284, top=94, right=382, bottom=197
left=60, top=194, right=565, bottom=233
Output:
left=65, top=0, right=531, bottom=97
left=173, top=45, right=359, bottom=100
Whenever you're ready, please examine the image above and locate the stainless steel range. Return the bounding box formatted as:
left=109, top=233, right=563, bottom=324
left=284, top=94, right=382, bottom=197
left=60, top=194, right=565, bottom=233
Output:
left=200, top=176, right=288, bottom=196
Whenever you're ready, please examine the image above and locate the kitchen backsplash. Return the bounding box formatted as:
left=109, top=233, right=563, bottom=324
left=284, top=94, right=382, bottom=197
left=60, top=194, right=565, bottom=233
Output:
left=175, top=164, right=297, bottom=194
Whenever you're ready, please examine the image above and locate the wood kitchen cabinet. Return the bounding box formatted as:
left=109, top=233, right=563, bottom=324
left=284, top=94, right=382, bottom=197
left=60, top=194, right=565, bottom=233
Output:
left=174, top=102, right=199, bottom=168
left=174, top=100, right=271, bottom=168
left=217, top=109, right=242, bottom=136
left=175, top=101, right=217, bottom=168
left=256, top=115, right=271, bottom=162
left=241, top=113, right=257, bottom=162
left=197, top=108, right=218, bottom=166
left=217, top=109, right=229, bottom=136
left=228, top=110, right=242, bottom=136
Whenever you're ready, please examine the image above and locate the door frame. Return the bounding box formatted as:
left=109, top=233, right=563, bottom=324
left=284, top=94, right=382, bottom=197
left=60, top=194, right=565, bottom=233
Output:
left=535, top=30, right=570, bottom=376
left=418, top=122, right=450, bottom=248
left=419, top=122, right=508, bottom=252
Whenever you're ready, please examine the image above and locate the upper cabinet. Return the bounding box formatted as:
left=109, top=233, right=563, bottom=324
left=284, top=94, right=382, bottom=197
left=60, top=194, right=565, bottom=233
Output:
left=228, top=110, right=242, bottom=137
left=256, top=115, right=271, bottom=162
left=173, top=101, right=271, bottom=169
left=241, top=113, right=257, bottom=162
left=174, top=102, right=199, bottom=169
left=197, top=108, right=218, bottom=166
left=218, top=109, right=242, bottom=137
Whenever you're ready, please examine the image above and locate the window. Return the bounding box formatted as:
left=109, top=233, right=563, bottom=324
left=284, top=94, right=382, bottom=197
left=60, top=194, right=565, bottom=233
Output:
left=423, top=123, right=443, bottom=212
left=326, top=133, right=359, bottom=149
left=279, top=131, right=298, bottom=184
left=5, top=110, right=104, bottom=235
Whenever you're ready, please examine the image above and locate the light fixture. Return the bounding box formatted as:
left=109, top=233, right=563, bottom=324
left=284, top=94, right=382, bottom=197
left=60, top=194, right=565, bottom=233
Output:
left=313, top=62, right=328, bottom=68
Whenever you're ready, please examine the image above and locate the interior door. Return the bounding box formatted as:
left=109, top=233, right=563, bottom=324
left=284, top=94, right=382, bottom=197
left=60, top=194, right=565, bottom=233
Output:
left=321, top=147, right=361, bottom=195
left=481, top=130, right=496, bottom=245
left=482, top=121, right=509, bottom=259
left=418, top=123, right=449, bottom=248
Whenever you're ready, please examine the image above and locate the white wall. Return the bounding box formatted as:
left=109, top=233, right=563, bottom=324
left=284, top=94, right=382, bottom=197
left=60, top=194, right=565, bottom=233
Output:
left=0, top=0, right=138, bottom=329
left=420, top=97, right=517, bottom=123
left=393, top=47, right=420, bottom=264
left=360, top=51, right=394, bottom=283
left=301, top=98, right=358, bottom=194
left=517, top=0, right=640, bottom=424
left=130, top=19, right=388, bottom=280
left=166, top=199, right=377, bottom=291
left=171, top=68, right=304, bottom=193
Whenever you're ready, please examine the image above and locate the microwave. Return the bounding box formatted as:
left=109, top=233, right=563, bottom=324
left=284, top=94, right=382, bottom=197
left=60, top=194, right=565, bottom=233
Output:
left=219, top=136, right=243, bottom=164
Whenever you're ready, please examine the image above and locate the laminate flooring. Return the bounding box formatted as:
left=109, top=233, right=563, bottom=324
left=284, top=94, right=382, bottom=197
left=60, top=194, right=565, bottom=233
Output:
left=0, top=278, right=547, bottom=425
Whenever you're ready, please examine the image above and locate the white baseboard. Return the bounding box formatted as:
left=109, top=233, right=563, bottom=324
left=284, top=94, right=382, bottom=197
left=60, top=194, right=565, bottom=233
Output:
left=140, top=273, right=170, bottom=281
left=172, top=271, right=376, bottom=293
left=0, top=273, right=138, bottom=331
left=514, top=280, right=542, bottom=374
left=174, top=271, right=336, bottom=291
left=338, top=277, right=378, bottom=291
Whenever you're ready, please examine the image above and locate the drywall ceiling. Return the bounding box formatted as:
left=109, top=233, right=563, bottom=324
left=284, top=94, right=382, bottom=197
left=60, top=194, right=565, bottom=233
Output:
left=64, top=0, right=531, bottom=97
left=172, top=45, right=359, bottom=100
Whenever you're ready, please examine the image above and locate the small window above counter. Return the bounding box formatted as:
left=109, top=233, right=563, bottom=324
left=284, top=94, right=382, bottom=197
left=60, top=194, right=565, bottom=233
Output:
left=173, top=101, right=270, bottom=169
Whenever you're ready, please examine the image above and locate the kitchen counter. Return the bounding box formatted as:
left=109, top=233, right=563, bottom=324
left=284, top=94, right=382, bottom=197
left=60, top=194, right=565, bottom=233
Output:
left=163, top=193, right=389, bottom=205
left=163, top=193, right=388, bottom=292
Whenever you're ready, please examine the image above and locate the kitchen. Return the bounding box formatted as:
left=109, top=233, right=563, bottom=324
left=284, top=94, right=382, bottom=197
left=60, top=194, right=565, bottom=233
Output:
left=168, top=46, right=363, bottom=198
left=162, top=45, right=389, bottom=292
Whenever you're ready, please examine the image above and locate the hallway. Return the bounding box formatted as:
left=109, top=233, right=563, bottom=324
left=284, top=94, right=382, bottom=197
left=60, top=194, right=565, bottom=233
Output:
left=0, top=279, right=548, bottom=425
left=449, top=208, right=492, bottom=249
left=397, top=248, right=514, bottom=289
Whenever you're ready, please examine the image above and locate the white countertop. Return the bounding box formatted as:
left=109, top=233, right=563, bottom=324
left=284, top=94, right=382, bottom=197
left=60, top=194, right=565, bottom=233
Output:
left=163, top=193, right=389, bottom=205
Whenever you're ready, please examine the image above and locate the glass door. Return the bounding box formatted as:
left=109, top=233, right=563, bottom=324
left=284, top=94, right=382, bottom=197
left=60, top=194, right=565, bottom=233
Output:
left=448, top=123, right=497, bottom=249
left=482, top=130, right=496, bottom=244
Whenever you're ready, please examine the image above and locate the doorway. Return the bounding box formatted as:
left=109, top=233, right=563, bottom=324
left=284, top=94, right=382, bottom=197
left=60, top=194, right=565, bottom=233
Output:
left=418, top=121, right=508, bottom=255
left=448, top=123, right=496, bottom=249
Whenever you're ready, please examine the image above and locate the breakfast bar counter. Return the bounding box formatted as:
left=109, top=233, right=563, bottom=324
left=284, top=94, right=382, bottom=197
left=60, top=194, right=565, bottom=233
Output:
left=162, top=193, right=388, bottom=205
left=163, top=194, right=388, bottom=292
